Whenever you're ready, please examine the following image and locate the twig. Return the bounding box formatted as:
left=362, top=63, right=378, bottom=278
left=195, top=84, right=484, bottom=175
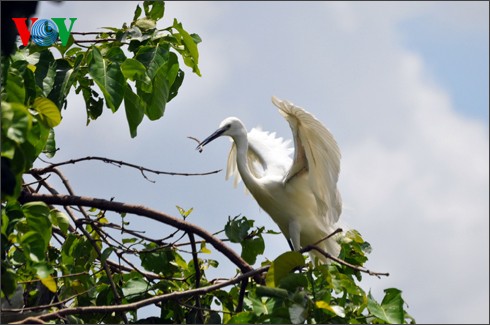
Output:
left=71, top=31, right=115, bottom=35
left=303, top=245, right=389, bottom=278
left=187, top=136, right=201, bottom=145
left=188, top=136, right=203, bottom=153
left=309, top=228, right=343, bottom=247
left=32, top=156, right=221, bottom=184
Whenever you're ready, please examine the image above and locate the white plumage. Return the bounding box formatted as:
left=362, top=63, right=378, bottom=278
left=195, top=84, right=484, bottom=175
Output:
left=197, top=96, right=342, bottom=262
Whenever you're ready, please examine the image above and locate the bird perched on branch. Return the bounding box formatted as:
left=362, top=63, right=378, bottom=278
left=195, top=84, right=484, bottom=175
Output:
left=197, top=96, right=342, bottom=263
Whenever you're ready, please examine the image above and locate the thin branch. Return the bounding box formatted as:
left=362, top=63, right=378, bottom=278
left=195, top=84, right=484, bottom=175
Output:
left=71, top=31, right=116, bottom=35
left=303, top=245, right=390, bottom=278
left=188, top=136, right=203, bottom=153
left=32, top=156, right=221, bottom=183
left=236, top=278, right=248, bottom=313
left=309, top=228, right=343, bottom=247
left=74, top=39, right=118, bottom=43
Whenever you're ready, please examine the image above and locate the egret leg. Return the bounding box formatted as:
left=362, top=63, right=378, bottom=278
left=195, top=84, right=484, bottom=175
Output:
left=286, top=238, right=295, bottom=251
left=289, top=221, right=301, bottom=251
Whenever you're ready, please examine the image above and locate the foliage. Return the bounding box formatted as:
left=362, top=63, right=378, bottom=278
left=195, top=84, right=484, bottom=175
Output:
left=1, top=1, right=415, bottom=324
left=1, top=0, right=201, bottom=202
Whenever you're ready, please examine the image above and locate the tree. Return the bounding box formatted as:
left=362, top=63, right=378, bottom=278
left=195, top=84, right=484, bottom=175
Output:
left=1, top=1, right=415, bottom=323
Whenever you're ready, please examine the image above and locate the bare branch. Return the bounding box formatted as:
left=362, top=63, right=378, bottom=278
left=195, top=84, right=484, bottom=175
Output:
left=32, top=156, right=221, bottom=182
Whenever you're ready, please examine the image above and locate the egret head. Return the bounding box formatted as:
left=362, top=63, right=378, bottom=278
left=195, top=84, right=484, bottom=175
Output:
left=196, top=117, right=246, bottom=151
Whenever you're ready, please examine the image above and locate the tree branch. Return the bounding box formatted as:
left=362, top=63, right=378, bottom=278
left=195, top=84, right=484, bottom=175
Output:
left=32, top=156, right=221, bottom=183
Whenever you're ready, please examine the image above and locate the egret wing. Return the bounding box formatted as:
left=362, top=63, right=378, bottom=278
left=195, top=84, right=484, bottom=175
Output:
left=226, top=127, right=292, bottom=191
left=272, top=96, right=342, bottom=224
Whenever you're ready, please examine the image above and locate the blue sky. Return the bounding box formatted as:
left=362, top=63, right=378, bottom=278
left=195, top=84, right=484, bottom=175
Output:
left=30, top=1, right=489, bottom=323
left=399, top=9, right=489, bottom=120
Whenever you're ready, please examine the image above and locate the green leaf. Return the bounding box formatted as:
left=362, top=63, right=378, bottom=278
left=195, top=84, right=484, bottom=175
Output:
left=50, top=209, right=70, bottom=235
left=47, top=59, right=74, bottom=109
left=134, top=44, right=169, bottom=80
left=19, top=202, right=53, bottom=261
left=172, top=19, right=201, bottom=76
left=34, top=262, right=57, bottom=292
left=145, top=1, right=164, bottom=21
left=122, top=277, right=149, bottom=298
left=12, top=50, right=40, bottom=65
left=27, top=115, right=51, bottom=159
left=368, top=289, right=404, bottom=324
left=65, top=46, right=82, bottom=58
left=88, top=47, right=126, bottom=112
left=43, top=128, right=57, bottom=158
left=122, top=238, right=138, bottom=244
left=20, top=231, right=46, bottom=262
left=227, top=311, right=256, bottom=324
left=255, top=286, right=289, bottom=299
left=176, top=205, right=193, bottom=218
left=105, top=47, right=127, bottom=64
left=331, top=271, right=364, bottom=296
left=140, top=243, right=179, bottom=275
left=5, top=68, right=26, bottom=104
left=120, top=58, right=147, bottom=81
left=2, top=102, right=32, bottom=144
left=200, top=241, right=211, bottom=254
left=278, top=273, right=308, bottom=292
left=168, top=69, right=184, bottom=102
left=190, top=33, right=202, bottom=44
left=265, top=251, right=305, bottom=288
left=123, top=85, right=145, bottom=138
left=133, top=3, right=142, bottom=21
left=224, top=216, right=252, bottom=243
left=241, top=236, right=264, bottom=265
left=34, top=50, right=55, bottom=96
left=22, top=65, right=37, bottom=103
left=1, top=267, right=17, bottom=298
left=101, top=247, right=114, bottom=263
left=142, top=62, right=169, bottom=120
left=76, top=76, right=104, bottom=122
left=32, top=97, right=61, bottom=128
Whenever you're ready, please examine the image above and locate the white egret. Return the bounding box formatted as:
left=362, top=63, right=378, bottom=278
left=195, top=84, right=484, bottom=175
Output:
left=197, top=96, right=342, bottom=263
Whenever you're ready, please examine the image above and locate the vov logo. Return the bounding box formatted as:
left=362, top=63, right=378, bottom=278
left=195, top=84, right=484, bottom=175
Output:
left=12, top=18, right=77, bottom=47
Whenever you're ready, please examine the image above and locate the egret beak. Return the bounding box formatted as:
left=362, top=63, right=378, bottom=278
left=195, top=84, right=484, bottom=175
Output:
left=196, top=126, right=228, bottom=152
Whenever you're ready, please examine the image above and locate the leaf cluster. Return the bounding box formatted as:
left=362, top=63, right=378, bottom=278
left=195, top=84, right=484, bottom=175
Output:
left=1, top=0, right=202, bottom=202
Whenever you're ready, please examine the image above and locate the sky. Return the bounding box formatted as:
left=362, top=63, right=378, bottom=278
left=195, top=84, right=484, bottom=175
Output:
left=29, top=1, right=489, bottom=323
